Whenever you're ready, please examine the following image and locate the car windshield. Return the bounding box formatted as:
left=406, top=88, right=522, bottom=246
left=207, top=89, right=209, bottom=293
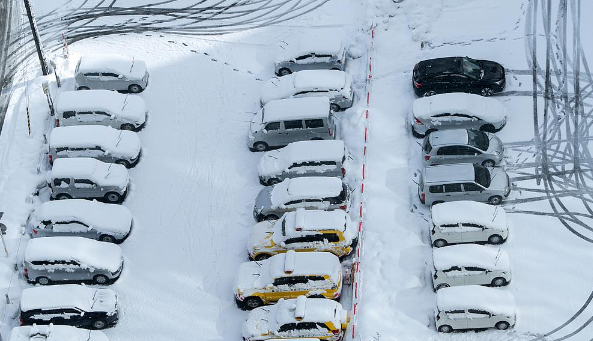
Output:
left=461, top=58, right=482, bottom=80
left=467, top=130, right=489, bottom=150
left=474, top=164, right=491, bottom=187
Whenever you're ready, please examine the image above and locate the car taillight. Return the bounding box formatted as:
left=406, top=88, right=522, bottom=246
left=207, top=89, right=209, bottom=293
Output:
left=433, top=273, right=438, bottom=280
left=55, top=118, right=60, bottom=127
left=333, top=291, right=341, bottom=299
left=48, top=155, right=53, bottom=163
left=424, top=155, right=430, bottom=161
left=341, top=167, right=346, bottom=176
left=413, top=80, right=422, bottom=88
left=329, top=128, right=333, bottom=137
left=32, top=229, right=37, bottom=234
left=420, top=193, right=425, bottom=204
left=431, top=227, right=435, bottom=235
left=339, top=205, right=346, bottom=210
left=333, top=330, right=340, bottom=335
left=20, top=318, right=24, bottom=326
left=415, top=118, right=423, bottom=125
left=23, top=267, right=28, bottom=279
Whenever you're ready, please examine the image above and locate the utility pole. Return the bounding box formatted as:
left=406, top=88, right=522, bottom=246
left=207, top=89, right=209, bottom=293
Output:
left=23, top=0, right=49, bottom=75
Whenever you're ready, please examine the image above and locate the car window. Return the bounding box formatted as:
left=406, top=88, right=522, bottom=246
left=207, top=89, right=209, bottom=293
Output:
left=278, top=323, right=298, bottom=332
left=462, top=223, right=483, bottom=228
left=74, top=179, right=95, bottom=185
left=457, top=146, right=478, bottom=155
left=265, top=122, right=280, bottom=131
left=95, top=111, right=110, bottom=117
left=474, top=164, right=492, bottom=187
left=441, top=224, right=458, bottom=228
left=53, top=178, right=71, bottom=186
left=429, top=185, right=444, bottom=193
left=467, top=309, right=491, bottom=317
left=285, top=199, right=304, bottom=206
left=464, top=267, right=487, bottom=272
left=61, top=308, right=81, bottom=315
left=442, top=266, right=462, bottom=273
left=463, top=183, right=482, bottom=192
left=295, top=322, right=320, bottom=330
left=101, top=72, right=120, bottom=78
left=436, top=146, right=458, bottom=156
left=432, top=113, right=451, bottom=118
left=305, top=119, right=324, bottom=129
left=315, top=54, right=333, bottom=58
left=273, top=276, right=308, bottom=286
left=84, top=72, right=100, bottom=77
left=444, top=184, right=462, bottom=193
left=451, top=114, right=474, bottom=120
left=79, top=111, right=93, bottom=116
left=62, top=111, right=76, bottom=119
left=467, top=130, right=489, bottom=150
left=284, top=120, right=304, bottom=130
left=307, top=275, right=325, bottom=281
left=295, top=90, right=330, bottom=96
left=295, top=54, right=313, bottom=61
left=321, top=233, right=340, bottom=242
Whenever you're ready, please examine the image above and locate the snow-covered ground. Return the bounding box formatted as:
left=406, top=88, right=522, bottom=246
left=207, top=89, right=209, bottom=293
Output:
left=1, top=0, right=593, bottom=340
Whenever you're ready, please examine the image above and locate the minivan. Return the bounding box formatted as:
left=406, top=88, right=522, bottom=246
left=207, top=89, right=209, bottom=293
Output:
left=56, top=90, right=147, bottom=131
left=9, top=325, right=109, bottom=341
left=24, top=237, right=124, bottom=285
left=432, top=244, right=511, bottom=290
left=258, top=140, right=348, bottom=185
left=423, top=129, right=504, bottom=167
left=248, top=97, right=335, bottom=152
left=418, top=163, right=510, bottom=206
left=75, top=55, right=149, bottom=93
left=20, top=285, right=118, bottom=330
left=27, top=199, right=133, bottom=243
left=48, top=158, right=129, bottom=203
left=275, top=34, right=346, bottom=76
left=435, top=286, right=516, bottom=333
left=49, top=126, right=141, bottom=168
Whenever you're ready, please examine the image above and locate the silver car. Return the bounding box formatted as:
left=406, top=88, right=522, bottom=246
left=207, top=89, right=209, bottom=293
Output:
left=423, top=129, right=503, bottom=167
left=253, top=177, right=350, bottom=221
left=23, top=237, right=124, bottom=285
left=275, top=35, right=346, bottom=76
left=75, top=55, right=149, bottom=93
left=261, top=70, right=354, bottom=112
left=411, top=93, right=507, bottom=137
left=48, top=158, right=129, bottom=204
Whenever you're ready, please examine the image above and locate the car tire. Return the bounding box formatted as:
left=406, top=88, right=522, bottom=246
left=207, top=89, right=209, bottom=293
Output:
left=94, top=274, right=109, bottom=285
left=243, top=297, right=263, bottom=310
left=92, top=320, right=108, bottom=329
left=488, top=195, right=502, bottom=205
left=128, top=84, right=143, bottom=93
left=55, top=193, right=72, bottom=200
left=120, top=123, right=135, bottom=131
left=77, top=86, right=90, bottom=90
left=495, top=321, right=510, bottom=330
left=115, top=159, right=131, bottom=168
left=330, top=103, right=341, bottom=112
left=491, top=277, right=507, bottom=287
left=438, top=325, right=453, bottom=333
left=480, top=124, right=496, bottom=133
left=99, top=234, right=117, bottom=243
left=267, top=178, right=281, bottom=186
left=423, top=90, right=437, bottom=97
left=482, top=159, right=496, bottom=167
left=264, top=214, right=279, bottom=221
left=433, top=239, right=447, bottom=248
left=481, top=87, right=494, bottom=96
left=488, top=234, right=504, bottom=245
left=435, top=283, right=450, bottom=291
left=278, top=68, right=292, bottom=76
left=104, top=192, right=122, bottom=204
left=36, top=277, right=50, bottom=285
left=254, top=253, right=271, bottom=261
left=253, top=142, right=268, bottom=152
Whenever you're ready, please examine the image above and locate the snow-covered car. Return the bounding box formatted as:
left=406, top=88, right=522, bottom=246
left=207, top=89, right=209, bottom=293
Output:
left=435, top=286, right=516, bottom=333
left=56, top=90, right=147, bottom=131
left=258, top=140, right=349, bottom=185
left=275, top=35, right=346, bottom=76
left=411, top=93, right=507, bottom=137
left=430, top=201, right=509, bottom=247
left=248, top=209, right=357, bottom=261
left=75, top=55, right=149, bottom=93
left=48, top=158, right=129, bottom=203
left=234, top=251, right=342, bottom=310
left=23, top=237, right=124, bottom=285
left=423, top=129, right=504, bottom=167
left=9, top=325, right=109, bottom=341
left=20, top=285, right=118, bottom=330
left=242, top=296, right=348, bottom=341
left=418, top=163, right=511, bottom=206
left=260, top=70, right=354, bottom=112
left=49, top=126, right=141, bottom=168
left=432, top=244, right=511, bottom=290
left=253, top=177, right=350, bottom=222
left=27, top=200, right=133, bottom=243
left=248, top=97, right=336, bottom=152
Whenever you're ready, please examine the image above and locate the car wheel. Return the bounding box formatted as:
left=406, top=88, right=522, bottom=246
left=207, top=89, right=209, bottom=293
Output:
left=488, top=195, right=502, bottom=205
left=104, top=192, right=122, bottom=203
left=243, top=297, right=263, bottom=310
left=115, top=159, right=131, bottom=168
left=482, top=159, right=496, bottom=167
left=423, top=90, right=437, bottom=97
left=37, top=277, right=50, bottom=285
left=480, top=124, right=496, bottom=133
left=99, top=234, right=117, bottom=243
left=491, top=277, right=507, bottom=287
left=481, top=87, right=494, bottom=96
left=92, top=320, right=108, bottom=329
left=128, top=84, right=143, bottom=93
left=77, top=86, right=90, bottom=90
left=253, top=142, right=268, bottom=152
left=55, top=193, right=72, bottom=200
left=488, top=234, right=504, bottom=245
left=264, top=214, right=279, bottom=221
left=278, top=68, right=292, bottom=76
left=438, top=325, right=453, bottom=333
left=435, top=283, right=450, bottom=291
left=267, top=178, right=281, bottom=186
left=330, top=103, right=341, bottom=112
left=120, top=123, right=135, bottom=131
left=254, top=253, right=271, bottom=261
left=94, top=274, right=109, bottom=284
left=495, top=321, right=510, bottom=330
left=433, top=239, right=447, bottom=248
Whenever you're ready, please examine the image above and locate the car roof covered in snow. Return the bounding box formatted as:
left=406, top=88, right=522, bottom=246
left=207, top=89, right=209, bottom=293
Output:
left=50, top=158, right=129, bottom=187
left=25, top=237, right=123, bottom=272
left=275, top=297, right=344, bottom=325
left=283, top=209, right=349, bottom=234
left=276, top=35, right=344, bottom=63
left=262, top=97, right=330, bottom=123
left=428, top=129, right=470, bottom=146
left=50, top=126, right=141, bottom=155
left=29, top=200, right=132, bottom=234
left=432, top=245, right=510, bottom=271
left=56, top=90, right=146, bottom=122
left=431, top=201, right=508, bottom=231
left=412, top=93, right=506, bottom=122
left=20, top=285, right=113, bottom=312
left=436, top=285, right=516, bottom=316
left=9, top=326, right=108, bottom=341
left=271, top=177, right=344, bottom=206
left=423, top=163, right=475, bottom=183
left=77, top=55, right=147, bottom=79
left=258, top=140, right=345, bottom=176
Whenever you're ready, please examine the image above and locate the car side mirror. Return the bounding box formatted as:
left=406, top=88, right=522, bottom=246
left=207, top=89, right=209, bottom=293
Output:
left=80, top=312, right=85, bottom=317
left=280, top=242, right=286, bottom=247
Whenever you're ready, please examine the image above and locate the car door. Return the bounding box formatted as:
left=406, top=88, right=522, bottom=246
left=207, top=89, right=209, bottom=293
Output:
left=442, top=266, right=464, bottom=286
left=435, top=146, right=458, bottom=164
left=94, top=111, right=114, bottom=127
left=51, top=220, right=91, bottom=237
left=431, top=75, right=451, bottom=93
left=430, top=113, right=455, bottom=130
left=443, top=183, right=463, bottom=202
left=82, top=72, right=102, bottom=88
left=450, top=74, right=472, bottom=92
left=100, top=72, right=123, bottom=90
left=73, top=178, right=97, bottom=198
left=466, top=309, right=493, bottom=329
left=438, top=223, right=463, bottom=244
left=444, top=310, right=468, bottom=330
left=76, top=111, right=96, bottom=125
left=461, top=182, right=483, bottom=201
left=460, top=223, right=487, bottom=243
left=262, top=122, right=284, bottom=147
left=283, top=120, right=308, bottom=144
left=304, top=118, right=326, bottom=139
left=293, top=54, right=314, bottom=71
left=463, top=266, right=489, bottom=285
left=457, top=146, right=481, bottom=164
left=61, top=308, right=85, bottom=327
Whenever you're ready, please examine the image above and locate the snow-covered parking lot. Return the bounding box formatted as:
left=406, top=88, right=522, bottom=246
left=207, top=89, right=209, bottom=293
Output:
left=1, top=0, right=593, bottom=340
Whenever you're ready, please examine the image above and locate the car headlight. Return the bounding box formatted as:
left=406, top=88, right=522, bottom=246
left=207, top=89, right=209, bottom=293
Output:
left=492, top=151, right=500, bottom=156
left=504, top=187, right=510, bottom=195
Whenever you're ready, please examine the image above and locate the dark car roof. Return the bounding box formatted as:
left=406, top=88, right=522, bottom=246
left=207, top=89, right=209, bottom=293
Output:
left=415, top=57, right=462, bottom=79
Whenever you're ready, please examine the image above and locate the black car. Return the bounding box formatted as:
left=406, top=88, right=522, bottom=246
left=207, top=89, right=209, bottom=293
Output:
left=412, top=57, right=505, bottom=97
